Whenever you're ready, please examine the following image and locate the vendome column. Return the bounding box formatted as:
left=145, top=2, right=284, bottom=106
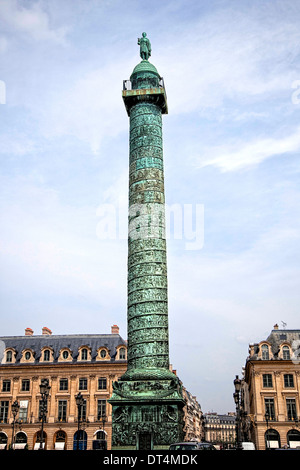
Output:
left=109, top=33, right=185, bottom=450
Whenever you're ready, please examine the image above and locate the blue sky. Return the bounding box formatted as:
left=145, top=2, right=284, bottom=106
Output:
left=1, top=0, right=300, bottom=413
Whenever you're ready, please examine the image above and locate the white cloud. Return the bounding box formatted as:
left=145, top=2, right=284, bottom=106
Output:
left=0, top=132, right=37, bottom=156
left=0, top=0, right=68, bottom=44
left=197, top=126, right=300, bottom=172
left=41, top=61, right=130, bottom=154
left=0, top=35, right=7, bottom=53
left=157, top=5, right=300, bottom=115
left=0, top=177, right=127, bottom=304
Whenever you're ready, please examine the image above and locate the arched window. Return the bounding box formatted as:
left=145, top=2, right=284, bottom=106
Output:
left=81, top=348, right=88, bottom=360
left=282, top=346, right=290, bottom=360
left=0, top=432, right=7, bottom=449
left=73, top=430, right=87, bottom=450
left=261, top=344, right=269, bottom=360
left=25, top=351, right=31, bottom=360
left=14, top=431, right=28, bottom=450
left=55, top=430, right=66, bottom=450
left=93, top=430, right=107, bottom=450
left=43, top=350, right=50, bottom=361
left=119, top=347, right=126, bottom=360
left=15, top=431, right=27, bottom=443
left=34, top=431, right=46, bottom=450
left=96, top=430, right=106, bottom=440
left=62, top=350, right=69, bottom=359
left=265, top=429, right=280, bottom=449
left=287, top=429, right=300, bottom=449
left=6, top=351, right=12, bottom=363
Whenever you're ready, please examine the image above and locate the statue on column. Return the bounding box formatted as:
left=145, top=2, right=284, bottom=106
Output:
left=138, top=32, right=151, bottom=60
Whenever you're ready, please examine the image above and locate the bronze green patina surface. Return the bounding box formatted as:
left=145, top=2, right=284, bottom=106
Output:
left=109, top=34, right=185, bottom=450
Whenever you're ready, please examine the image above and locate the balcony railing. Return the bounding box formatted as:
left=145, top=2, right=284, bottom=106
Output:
left=286, top=415, right=299, bottom=423
left=123, top=77, right=166, bottom=91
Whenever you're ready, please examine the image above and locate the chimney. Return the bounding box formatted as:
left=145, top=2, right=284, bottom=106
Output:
left=42, top=327, right=52, bottom=336
left=111, top=324, right=119, bottom=335
left=25, top=327, right=34, bottom=336
left=274, top=324, right=279, bottom=330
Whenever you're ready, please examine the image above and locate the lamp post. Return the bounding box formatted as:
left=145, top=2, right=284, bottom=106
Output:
left=39, top=378, right=51, bottom=450
left=100, top=414, right=107, bottom=450
left=11, top=400, right=19, bottom=450
left=75, top=392, right=85, bottom=450
left=265, top=410, right=270, bottom=449
left=233, top=375, right=242, bottom=450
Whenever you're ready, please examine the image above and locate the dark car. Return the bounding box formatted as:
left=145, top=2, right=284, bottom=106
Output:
left=169, top=442, right=216, bottom=451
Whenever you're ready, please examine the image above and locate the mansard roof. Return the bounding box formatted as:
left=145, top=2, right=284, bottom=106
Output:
left=249, top=327, right=300, bottom=359
left=0, top=332, right=127, bottom=364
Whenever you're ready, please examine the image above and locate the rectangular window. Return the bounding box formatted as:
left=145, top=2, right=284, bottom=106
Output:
left=6, top=351, right=12, bottom=363
left=119, top=348, right=126, bottom=359
left=98, top=378, right=107, bottom=390
left=286, top=398, right=297, bottom=421
left=2, top=380, right=11, bottom=392
left=58, top=400, right=67, bottom=422
left=79, top=378, right=87, bottom=390
left=19, top=400, right=28, bottom=422
left=282, top=347, right=290, bottom=360
left=59, top=378, right=68, bottom=391
left=97, top=400, right=106, bottom=420
left=262, top=346, right=269, bottom=360
left=284, top=374, right=294, bottom=388
left=264, top=398, right=276, bottom=421
left=262, top=374, right=273, bottom=388
left=21, top=379, right=30, bottom=392
left=0, top=401, right=9, bottom=423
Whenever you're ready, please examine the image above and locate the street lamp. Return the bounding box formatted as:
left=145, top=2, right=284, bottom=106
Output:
left=11, top=400, right=19, bottom=450
left=75, top=392, right=85, bottom=450
left=233, top=375, right=242, bottom=450
left=39, top=378, right=51, bottom=450
left=265, top=410, right=270, bottom=449
left=99, top=414, right=107, bottom=450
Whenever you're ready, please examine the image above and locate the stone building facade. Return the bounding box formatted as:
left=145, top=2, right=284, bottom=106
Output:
left=204, top=412, right=236, bottom=448
left=182, top=387, right=204, bottom=442
left=0, top=326, right=127, bottom=450
left=241, top=325, right=300, bottom=449
left=0, top=326, right=203, bottom=450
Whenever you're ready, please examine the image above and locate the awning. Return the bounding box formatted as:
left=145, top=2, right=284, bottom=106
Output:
left=13, top=443, right=27, bottom=449
left=54, top=442, right=65, bottom=450
left=290, top=441, right=300, bottom=449
left=34, top=442, right=45, bottom=450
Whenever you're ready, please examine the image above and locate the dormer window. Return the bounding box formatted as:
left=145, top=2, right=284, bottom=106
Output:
left=282, top=346, right=290, bottom=360
left=81, top=348, right=88, bottom=361
left=96, top=348, right=110, bottom=361
left=6, top=351, right=12, bottom=363
left=119, top=347, right=126, bottom=360
left=62, top=351, right=69, bottom=360
left=43, top=350, right=50, bottom=361
left=100, top=349, right=107, bottom=359
left=261, top=344, right=269, bottom=360
left=4, top=349, right=16, bottom=365
left=20, top=349, right=35, bottom=364
left=58, top=348, right=72, bottom=362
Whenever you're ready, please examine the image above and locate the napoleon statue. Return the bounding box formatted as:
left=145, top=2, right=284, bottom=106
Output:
left=138, top=32, right=151, bottom=60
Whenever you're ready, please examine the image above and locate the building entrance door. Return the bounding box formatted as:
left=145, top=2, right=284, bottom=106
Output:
left=138, top=433, right=152, bottom=450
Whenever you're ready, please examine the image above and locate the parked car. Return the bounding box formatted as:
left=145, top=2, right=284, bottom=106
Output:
left=169, top=442, right=216, bottom=451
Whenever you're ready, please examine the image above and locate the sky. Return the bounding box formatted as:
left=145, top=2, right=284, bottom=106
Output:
left=0, top=0, right=300, bottom=414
